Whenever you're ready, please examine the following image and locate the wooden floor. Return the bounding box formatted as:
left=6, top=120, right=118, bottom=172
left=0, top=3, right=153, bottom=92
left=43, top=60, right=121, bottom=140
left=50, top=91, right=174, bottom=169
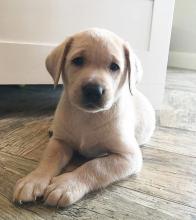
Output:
left=0, top=70, right=196, bottom=220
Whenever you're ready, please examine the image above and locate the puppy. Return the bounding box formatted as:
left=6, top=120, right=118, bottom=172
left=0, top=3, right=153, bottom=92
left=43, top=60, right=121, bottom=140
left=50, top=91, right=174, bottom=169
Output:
left=13, top=28, right=155, bottom=207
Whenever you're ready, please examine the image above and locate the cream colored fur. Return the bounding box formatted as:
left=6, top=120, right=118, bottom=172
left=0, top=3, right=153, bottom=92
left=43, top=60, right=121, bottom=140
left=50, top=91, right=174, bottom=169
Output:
left=13, top=28, right=155, bottom=207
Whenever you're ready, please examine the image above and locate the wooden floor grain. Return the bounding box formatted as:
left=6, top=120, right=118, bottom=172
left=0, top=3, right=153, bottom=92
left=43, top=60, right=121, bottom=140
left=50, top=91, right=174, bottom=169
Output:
left=0, top=71, right=196, bottom=220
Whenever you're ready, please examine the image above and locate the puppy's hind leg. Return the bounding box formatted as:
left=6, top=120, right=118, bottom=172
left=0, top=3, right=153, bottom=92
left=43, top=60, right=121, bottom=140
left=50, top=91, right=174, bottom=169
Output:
left=134, top=91, right=156, bottom=146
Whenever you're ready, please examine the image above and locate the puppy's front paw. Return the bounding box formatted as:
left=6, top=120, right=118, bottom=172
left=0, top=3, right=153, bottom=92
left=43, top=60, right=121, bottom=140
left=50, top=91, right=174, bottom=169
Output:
left=13, top=171, right=51, bottom=204
left=44, top=173, right=87, bottom=207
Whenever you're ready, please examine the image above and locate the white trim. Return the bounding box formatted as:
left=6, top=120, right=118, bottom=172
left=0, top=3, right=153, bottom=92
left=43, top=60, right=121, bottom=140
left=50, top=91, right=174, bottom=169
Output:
left=0, top=42, right=53, bottom=84
left=147, top=0, right=175, bottom=82
left=0, top=40, right=57, bottom=47
left=168, top=51, right=196, bottom=70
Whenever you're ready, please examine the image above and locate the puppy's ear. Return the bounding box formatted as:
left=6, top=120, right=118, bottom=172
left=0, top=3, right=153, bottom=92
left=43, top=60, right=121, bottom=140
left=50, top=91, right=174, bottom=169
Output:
left=124, top=42, right=143, bottom=94
left=45, top=37, right=73, bottom=86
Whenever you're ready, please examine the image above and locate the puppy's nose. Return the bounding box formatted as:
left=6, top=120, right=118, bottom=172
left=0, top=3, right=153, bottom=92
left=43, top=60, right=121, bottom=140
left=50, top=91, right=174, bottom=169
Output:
left=82, top=83, right=105, bottom=105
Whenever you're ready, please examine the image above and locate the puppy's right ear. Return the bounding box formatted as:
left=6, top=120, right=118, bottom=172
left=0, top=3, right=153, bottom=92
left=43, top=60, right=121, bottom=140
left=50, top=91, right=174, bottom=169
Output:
left=124, top=42, right=143, bottom=95
left=45, top=37, right=73, bottom=86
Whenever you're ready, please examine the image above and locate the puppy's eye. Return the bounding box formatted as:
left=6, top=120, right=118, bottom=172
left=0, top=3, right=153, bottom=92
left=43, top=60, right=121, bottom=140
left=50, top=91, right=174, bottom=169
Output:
left=72, top=57, right=84, bottom=66
left=110, top=62, right=120, bottom=72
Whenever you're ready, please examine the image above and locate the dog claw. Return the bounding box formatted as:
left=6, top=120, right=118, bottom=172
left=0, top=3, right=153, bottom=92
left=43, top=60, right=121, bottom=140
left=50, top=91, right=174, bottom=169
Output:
left=48, top=130, right=53, bottom=138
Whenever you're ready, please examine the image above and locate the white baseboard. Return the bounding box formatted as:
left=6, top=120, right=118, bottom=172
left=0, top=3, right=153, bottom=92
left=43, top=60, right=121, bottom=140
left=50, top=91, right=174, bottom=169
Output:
left=168, top=51, right=196, bottom=70
left=0, top=41, right=55, bottom=84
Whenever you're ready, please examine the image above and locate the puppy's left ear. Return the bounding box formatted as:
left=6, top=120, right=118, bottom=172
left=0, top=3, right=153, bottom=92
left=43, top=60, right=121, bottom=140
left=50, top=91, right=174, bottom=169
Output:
left=45, top=37, right=73, bottom=86
left=124, top=42, right=143, bottom=94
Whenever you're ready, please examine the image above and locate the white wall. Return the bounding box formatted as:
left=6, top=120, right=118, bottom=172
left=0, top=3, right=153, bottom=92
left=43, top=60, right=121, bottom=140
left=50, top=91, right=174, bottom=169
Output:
left=0, top=0, right=152, bottom=49
left=168, top=0, right=196, bottom=70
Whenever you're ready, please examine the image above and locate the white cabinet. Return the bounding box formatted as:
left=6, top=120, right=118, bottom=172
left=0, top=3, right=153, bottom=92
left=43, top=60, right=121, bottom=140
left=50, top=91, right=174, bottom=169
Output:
left=0, top=0, right=175, bottom=109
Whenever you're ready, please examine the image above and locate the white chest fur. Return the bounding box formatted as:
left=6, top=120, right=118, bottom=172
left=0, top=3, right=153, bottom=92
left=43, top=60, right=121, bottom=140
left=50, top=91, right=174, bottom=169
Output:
left=52, top=89, right=136, bottom=157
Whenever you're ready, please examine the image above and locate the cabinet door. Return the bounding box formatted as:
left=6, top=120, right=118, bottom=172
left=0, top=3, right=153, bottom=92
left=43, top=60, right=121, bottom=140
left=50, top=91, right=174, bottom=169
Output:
left=0, top=0, right=175, bottom=109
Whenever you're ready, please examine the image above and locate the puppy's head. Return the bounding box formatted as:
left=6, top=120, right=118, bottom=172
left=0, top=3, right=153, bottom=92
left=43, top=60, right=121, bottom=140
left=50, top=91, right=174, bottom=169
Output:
left=46, top=28, right=142, bottom=113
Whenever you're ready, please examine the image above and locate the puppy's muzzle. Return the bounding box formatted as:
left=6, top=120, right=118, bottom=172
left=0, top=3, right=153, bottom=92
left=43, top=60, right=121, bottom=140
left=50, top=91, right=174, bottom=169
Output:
left=82, top=83, right=105, bottom=109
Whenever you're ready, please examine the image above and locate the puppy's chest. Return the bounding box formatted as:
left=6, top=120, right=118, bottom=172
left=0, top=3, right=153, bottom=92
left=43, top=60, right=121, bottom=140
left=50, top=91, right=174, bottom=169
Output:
left=78, top=136, right=108, bottom=158
left=73, top=122, right=110, bottom=157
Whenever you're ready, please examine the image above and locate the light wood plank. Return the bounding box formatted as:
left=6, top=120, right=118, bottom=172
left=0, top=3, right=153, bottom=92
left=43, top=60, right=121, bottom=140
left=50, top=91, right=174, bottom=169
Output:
left=117, top=147, right=196, bottom=209
left=148, top=126, right=196, bottom=157
left=0, top=196, right=43, bottom=220
left=0, top=117, right=51, bottom=161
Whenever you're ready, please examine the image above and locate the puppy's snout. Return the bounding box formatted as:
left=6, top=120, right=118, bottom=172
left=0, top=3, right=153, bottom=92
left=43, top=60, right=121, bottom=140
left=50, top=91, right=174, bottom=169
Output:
left=82, top=83, right=105, bottom=107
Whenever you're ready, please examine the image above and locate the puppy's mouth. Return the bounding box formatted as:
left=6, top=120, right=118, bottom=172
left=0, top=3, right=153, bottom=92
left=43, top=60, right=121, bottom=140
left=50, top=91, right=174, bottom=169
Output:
left=71, top=99, right=111, bottom=113
left=70, top=97, right=113, bottom=113
left=80, top=101, right=105, bottom=113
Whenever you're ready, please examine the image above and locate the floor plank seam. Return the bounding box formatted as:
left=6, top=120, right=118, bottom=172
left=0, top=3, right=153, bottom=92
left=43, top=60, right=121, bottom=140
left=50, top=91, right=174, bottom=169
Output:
left=0, top=151, right=39, bottom=163
left=155, top=125, right=196, bottom=134
left=143, top=144, right=196, bottom=159
left=115, top=184, right=196, bottom=211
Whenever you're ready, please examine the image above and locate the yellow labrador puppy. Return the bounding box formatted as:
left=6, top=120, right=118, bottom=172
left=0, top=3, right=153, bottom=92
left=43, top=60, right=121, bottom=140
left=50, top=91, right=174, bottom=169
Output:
left=13, top=28, right=155, bottom=207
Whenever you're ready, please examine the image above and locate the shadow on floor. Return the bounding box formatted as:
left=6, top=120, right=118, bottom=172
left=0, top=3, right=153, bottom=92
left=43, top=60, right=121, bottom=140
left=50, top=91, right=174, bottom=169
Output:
left=0, top=85, right=63, bottom=117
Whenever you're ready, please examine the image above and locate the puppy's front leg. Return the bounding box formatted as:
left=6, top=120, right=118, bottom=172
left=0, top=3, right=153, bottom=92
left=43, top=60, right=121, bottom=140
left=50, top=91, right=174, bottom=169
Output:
left=13, top=138, right=73, bottom=203
left=44, top=145, right=142, bottom=207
